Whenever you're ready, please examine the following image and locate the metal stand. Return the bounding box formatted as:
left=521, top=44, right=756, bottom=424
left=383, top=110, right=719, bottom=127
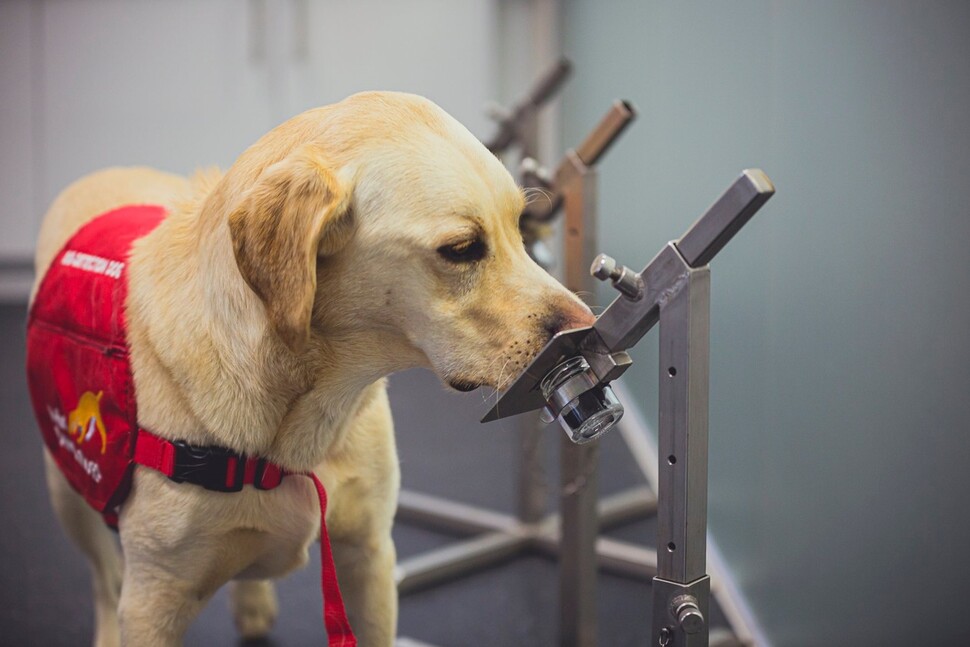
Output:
left=396, top=60, right=574, bottom=552
left=483, top=170, right=775, bottom=647
left=492, top=58, right=574, bottom=529
left=394, top=59, right=774, bottom=647
left=484, top=57, right=572, bottom=160
left=559, top=147, right=602, bottom=647
left=396, top=76, right=643, bottom=647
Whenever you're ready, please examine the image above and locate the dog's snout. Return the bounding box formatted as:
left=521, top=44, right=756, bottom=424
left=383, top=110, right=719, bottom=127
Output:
left=541, top=300, right=596, bottom=342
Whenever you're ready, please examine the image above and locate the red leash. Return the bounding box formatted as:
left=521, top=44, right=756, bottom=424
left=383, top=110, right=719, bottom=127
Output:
left=307, top=472, right=357, bottom=647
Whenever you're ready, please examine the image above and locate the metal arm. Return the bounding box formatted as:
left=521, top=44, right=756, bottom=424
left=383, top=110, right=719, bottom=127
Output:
left=484, top=57, right=573, bottom=155
left=588, top=169, right=773, bottom=353
left=519, top=100, right=636, bottom=270
left=481, top=169, right=775, bottom=423
left=521, top=100, right=636, bottom=224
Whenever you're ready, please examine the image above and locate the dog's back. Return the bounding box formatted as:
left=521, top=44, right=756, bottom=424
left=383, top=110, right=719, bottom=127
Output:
left=32, top=166, right=189, bottom=303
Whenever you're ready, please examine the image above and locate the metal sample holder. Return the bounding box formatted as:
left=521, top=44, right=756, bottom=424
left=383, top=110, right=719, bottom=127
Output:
left=394, top=59, right=773, bottom=646
left=485, top=170, right=775, bottom=646
left=394, top=65, right=643, bottom=646
left=394, top=57, right=577, bottom=557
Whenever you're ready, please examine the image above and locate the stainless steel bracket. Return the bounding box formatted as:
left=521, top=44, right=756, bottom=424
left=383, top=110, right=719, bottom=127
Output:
left=481, top=169, right=775, bottom=424
left=481, top=168, right=774, bottom=646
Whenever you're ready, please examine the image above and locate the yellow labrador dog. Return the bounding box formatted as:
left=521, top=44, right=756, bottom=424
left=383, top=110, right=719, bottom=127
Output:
left=33, top=91, right=592, bottom=646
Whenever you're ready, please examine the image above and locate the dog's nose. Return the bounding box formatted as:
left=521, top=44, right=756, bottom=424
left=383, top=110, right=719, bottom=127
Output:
left=542, top=300, right=596, bottom=341
left=542, top=313, right=567, bottom=340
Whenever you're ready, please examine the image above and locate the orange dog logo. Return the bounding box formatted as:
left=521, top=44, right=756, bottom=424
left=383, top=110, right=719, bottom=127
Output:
left=67, top=391, right=107, bottom=455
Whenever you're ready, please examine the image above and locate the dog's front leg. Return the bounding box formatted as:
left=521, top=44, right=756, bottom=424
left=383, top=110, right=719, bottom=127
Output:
left=116, top=563, right=208, bottom=646
left=331, top=532, right=398, bottom=646
left=118, top=533, right=255, bottom=645
left=322, top=385, right=400, bottom=646
left=117, top=470, right=263, bottom=645
left=230, top=579, right=279, bottom=639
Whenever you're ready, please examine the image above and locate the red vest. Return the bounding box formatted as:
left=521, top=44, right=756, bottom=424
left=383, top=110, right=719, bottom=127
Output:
left=27, top=205, right=165, bottom=521
left=26, top=204, right=356, bottom=644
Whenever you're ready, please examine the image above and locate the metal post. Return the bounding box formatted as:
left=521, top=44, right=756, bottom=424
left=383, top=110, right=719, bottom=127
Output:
left=559, top=436, right=599, bottom=647
left=653, top=251, right=712, bottom=647
left=559, top=152, right=599, bottom=647
left=394, top=97, right=654, bottom=645
left=657, top=262, right=709, bottom=584
left=516, top=419, right=547, bottom=523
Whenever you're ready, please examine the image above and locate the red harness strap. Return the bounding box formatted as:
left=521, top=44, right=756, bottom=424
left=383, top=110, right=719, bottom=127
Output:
left=133, top=429, right=286, bottom=491
left=132, top=429, right=356, bottom=645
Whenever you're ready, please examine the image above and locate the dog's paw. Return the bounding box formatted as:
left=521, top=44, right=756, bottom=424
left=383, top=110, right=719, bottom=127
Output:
left=230, top=580, right=279, bottom=639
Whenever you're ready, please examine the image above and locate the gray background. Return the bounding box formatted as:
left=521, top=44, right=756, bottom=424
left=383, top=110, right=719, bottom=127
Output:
left=562, top=1, right=970, bottom=645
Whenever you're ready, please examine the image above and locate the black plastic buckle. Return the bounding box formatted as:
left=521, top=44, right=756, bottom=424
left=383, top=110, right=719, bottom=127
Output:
left=170, top=441, right=245, bottom=493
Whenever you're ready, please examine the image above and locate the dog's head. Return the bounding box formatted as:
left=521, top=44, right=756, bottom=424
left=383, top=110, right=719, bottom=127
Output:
left=228, top=92, right=592, bottom=391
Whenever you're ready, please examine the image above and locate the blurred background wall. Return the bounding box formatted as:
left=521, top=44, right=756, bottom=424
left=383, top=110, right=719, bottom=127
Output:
left=561, top=1, right=970, bottom=645
left=0, top=0, right=534, bottom=268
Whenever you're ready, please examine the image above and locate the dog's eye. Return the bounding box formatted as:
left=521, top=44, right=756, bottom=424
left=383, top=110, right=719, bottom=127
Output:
left=438, top=238, right=487, bottom=264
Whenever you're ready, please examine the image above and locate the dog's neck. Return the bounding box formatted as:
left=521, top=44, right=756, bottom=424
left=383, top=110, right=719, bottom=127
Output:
left=126, top=197, right=415, bottom=472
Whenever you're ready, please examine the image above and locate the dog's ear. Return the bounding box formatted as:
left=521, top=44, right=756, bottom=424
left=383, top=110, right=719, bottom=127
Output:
left=229, top=145, right=354, bottom=353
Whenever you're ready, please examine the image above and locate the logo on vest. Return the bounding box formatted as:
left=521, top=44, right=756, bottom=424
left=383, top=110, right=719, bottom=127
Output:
left=48, top=396, right=104, bottom=484
left=67, top=391, right=108, bottom=455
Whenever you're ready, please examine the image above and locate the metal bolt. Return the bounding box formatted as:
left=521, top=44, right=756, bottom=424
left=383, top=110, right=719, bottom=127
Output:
left=591, top=253, right=618, bottom=281
left=678, top=605, right=705, bottom=634
left=590, top=254, right=643, bottom=299
left=671, top=595, right=705, bottom=635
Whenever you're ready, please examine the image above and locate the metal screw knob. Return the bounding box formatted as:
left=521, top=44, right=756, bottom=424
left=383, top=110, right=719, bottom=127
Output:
left=590, top=254, right=643, bottom=299
left=671, top=595, right=705, bottom=635
left=591, top=254, right=617, bottom=281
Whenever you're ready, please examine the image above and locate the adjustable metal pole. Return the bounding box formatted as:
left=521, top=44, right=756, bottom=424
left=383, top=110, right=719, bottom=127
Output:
left=560, top=151, right=600, bottom=647
left=649, top=170, right=773, bottom=646
left=653, top=250, right=711, bottom=647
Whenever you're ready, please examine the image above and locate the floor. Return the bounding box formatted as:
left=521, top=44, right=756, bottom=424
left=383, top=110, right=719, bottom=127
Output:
left=0, top=303, right=728, bottom=645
